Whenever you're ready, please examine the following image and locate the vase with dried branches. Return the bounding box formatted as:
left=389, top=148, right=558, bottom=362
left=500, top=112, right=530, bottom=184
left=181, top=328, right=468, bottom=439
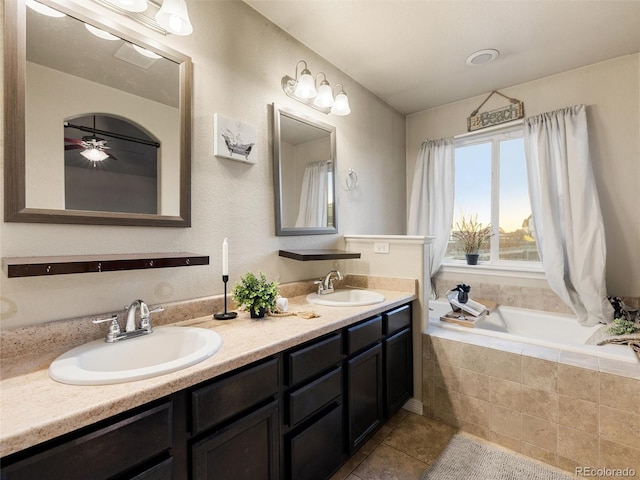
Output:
left=451, top=214, right=492, bottom=265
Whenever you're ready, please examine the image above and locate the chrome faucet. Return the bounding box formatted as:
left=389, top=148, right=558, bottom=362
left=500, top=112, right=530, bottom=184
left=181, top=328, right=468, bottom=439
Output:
left=92, top=300, right=164, bottom=343
left=314, top=270, right=343, bottom=295
left=125, top=299, right=150, bottom=333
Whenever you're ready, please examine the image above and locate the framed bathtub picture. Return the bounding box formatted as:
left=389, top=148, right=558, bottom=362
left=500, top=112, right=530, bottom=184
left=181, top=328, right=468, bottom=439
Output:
left=214, top=114, right=257, bottom=164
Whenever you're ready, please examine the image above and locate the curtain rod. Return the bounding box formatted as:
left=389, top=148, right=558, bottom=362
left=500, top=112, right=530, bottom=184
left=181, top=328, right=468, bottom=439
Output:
left=454, top=119, right=523, bottom=140
left=64, top=122, right=161, bottom=148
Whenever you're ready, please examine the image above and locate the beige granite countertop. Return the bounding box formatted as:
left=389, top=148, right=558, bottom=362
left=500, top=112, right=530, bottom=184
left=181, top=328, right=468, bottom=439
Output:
left=0, top=284, right=415, bottom=458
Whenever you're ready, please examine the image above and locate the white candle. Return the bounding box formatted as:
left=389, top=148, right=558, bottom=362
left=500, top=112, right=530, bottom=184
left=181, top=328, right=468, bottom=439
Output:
left=222, top=237, right=229, bottom=276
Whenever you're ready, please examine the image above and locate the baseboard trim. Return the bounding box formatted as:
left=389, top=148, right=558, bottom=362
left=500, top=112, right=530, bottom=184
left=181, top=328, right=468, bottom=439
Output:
left=402, top=398, right=423, bottom=415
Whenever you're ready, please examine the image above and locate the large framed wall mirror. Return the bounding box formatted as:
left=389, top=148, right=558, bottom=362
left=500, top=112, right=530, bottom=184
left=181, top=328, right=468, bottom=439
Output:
left=4, top=0, right=192, bottom=226
left=273, top=104, right=337, bottom=236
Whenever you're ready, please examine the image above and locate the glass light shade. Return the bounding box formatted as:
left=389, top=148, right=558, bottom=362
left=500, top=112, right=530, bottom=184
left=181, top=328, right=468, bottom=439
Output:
left=85, top=24, right=120, bottom=41
left=132, top=44, right=162, bottom=59
left=26, top=0, right=66, bottom=17
left=314, top=81, right=335, bottom=108
left=331, top=91, right=351, bottom=116
left=80, top=148, right=109, bottom=162
left=156, top=0, right=193, bottom=36
left=105, top=0, right=148, bottom=12
left=294, top=70, right=317, bottom=99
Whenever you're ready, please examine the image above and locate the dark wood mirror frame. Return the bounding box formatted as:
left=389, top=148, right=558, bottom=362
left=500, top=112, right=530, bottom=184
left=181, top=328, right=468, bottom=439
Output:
left=3, top=0, right=192, bottom=227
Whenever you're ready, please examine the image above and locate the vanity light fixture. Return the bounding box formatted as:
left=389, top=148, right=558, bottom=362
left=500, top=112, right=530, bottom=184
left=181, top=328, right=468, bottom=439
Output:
left=331, top=84, right=351, bottom=116
left=282, top=61, right=351, bottom=116
left=314, top=73, right=335, bottom=108
left=26, top=0, right=66, bottom=17
left=293, top=61, right=317, bottom=99
left=92, top=0, right=193, bottom=36
left=104, top=0, right=149, bottom=13
left=155, top=0, right=193, bottom=36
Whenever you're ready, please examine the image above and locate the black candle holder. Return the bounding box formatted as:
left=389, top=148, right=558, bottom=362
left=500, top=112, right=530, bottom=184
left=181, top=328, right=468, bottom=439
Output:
left=214, top=275, right=237, bottom=320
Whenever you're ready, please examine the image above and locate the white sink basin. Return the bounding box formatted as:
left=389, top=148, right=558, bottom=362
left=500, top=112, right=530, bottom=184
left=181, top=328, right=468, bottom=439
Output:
left=49, top=326, right=222, bottom=385
left=306, top=289, right=385, bottom=307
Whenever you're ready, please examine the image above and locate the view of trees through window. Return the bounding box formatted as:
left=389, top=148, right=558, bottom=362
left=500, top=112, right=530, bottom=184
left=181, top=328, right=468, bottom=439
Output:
left=445, top=132, right=540, bottom=264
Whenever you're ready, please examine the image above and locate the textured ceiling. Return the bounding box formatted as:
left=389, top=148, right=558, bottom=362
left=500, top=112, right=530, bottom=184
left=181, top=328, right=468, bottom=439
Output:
left=243, top=0, right=640, bottom=114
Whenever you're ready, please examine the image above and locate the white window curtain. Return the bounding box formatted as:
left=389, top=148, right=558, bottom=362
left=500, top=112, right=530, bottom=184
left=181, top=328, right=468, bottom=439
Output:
left=524, top=105, right=613, bottom=326
left=407, top=138, right=455, bottom=281
left=295, top=161, right=329, bottom=228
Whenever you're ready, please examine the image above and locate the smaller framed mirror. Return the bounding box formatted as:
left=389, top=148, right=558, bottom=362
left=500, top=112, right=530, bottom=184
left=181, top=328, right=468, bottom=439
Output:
left=273, top=104, right=337, bottom=236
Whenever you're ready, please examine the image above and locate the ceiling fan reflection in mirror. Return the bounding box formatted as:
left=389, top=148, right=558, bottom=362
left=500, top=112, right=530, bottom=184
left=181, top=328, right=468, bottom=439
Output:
left=64, top=134, right=114, bottom=163
left=64, top=114, right=161, bottom=167
left=65, top=115, right=117, bottom=165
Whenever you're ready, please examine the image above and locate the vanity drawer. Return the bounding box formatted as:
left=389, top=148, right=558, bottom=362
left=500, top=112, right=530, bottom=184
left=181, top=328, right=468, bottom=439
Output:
left=384, top=304, right=411, bottom=336
left=191, top=357, right=279, bottom=435
left=286, top=333, right=342, bottom=386
left=346, top=316, right=382, bottom=355
left=1, top=402, right=172, bottom=480
left=287, top=366, right=342, bottom=427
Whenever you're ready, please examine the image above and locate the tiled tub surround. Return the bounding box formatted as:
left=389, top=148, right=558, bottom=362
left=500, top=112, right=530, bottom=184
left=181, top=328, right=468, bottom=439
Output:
left=0, top=276, right=416, bottom=458
left=422, top=326, right=640, bottom=476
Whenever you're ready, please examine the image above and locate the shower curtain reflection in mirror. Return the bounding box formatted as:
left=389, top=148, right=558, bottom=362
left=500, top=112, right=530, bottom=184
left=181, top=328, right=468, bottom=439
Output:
left=295, top=161, right=333, bottom=227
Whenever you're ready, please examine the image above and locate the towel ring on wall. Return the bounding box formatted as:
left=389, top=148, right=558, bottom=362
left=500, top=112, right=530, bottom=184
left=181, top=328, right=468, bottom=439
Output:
left=344, top=168, right=358, bottom=191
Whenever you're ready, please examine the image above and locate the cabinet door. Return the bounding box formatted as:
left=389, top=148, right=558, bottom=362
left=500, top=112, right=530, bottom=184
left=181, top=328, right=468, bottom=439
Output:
left=289, top=404, right=343, bottom=480
left=345, top=342, right=383, bottom=454
left=385, top=327, right=413, bottom=416
left=192, top=400, right=279, bottom=480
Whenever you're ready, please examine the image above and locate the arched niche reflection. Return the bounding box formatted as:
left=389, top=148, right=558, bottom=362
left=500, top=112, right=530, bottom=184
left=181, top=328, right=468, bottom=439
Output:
left=63, top=113, right=161, bottom=214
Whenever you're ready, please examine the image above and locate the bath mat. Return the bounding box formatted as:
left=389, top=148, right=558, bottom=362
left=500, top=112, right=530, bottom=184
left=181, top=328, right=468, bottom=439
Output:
left=421, top=434, right=577, bottom=480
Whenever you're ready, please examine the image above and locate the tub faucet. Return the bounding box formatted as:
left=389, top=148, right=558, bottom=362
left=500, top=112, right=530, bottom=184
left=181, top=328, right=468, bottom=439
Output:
left=92, top=299, right=164, bottom=343
left=315, top=270, right=343, bottom=295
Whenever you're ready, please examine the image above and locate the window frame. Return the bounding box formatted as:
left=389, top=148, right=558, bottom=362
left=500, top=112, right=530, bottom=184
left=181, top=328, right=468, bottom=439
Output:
left=442, top=123, right=543, bottom=273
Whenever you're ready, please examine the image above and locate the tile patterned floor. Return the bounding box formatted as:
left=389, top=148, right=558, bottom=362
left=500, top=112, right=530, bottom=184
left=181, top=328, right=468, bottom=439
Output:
left=331, top=411, right=457, bottom=480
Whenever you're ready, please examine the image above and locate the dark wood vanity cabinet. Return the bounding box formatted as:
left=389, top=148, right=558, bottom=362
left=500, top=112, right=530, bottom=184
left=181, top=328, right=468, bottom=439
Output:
left=0, top=302, right=413, bottom=480
left=345, top=316, right=384, bottom=454
left=0, top=402, right=173, bottom=480
left=282, top=332, right=344, bottom=480
left=344, top=304, right=413, bottom=454
left=383, top=304, right=413, bottom=417
left=189, top=357, right=281, bottom=480
left=191, top=400, right=280, bottom=480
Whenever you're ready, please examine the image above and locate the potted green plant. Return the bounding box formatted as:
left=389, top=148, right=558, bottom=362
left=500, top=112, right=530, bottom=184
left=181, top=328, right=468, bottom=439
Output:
left=451, top=214, right=492, bottom=265
left=232, top=271, right=279, bottom=318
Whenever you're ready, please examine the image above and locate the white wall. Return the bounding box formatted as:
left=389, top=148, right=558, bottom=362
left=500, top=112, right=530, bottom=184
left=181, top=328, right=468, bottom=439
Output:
left=406, top=54, right=640, bottom=297
left=0, top=1, right=407, bottom=328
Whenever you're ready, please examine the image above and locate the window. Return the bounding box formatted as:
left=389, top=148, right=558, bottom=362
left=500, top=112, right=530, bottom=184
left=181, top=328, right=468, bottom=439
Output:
left=444, top=126, right=540, bottom=265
